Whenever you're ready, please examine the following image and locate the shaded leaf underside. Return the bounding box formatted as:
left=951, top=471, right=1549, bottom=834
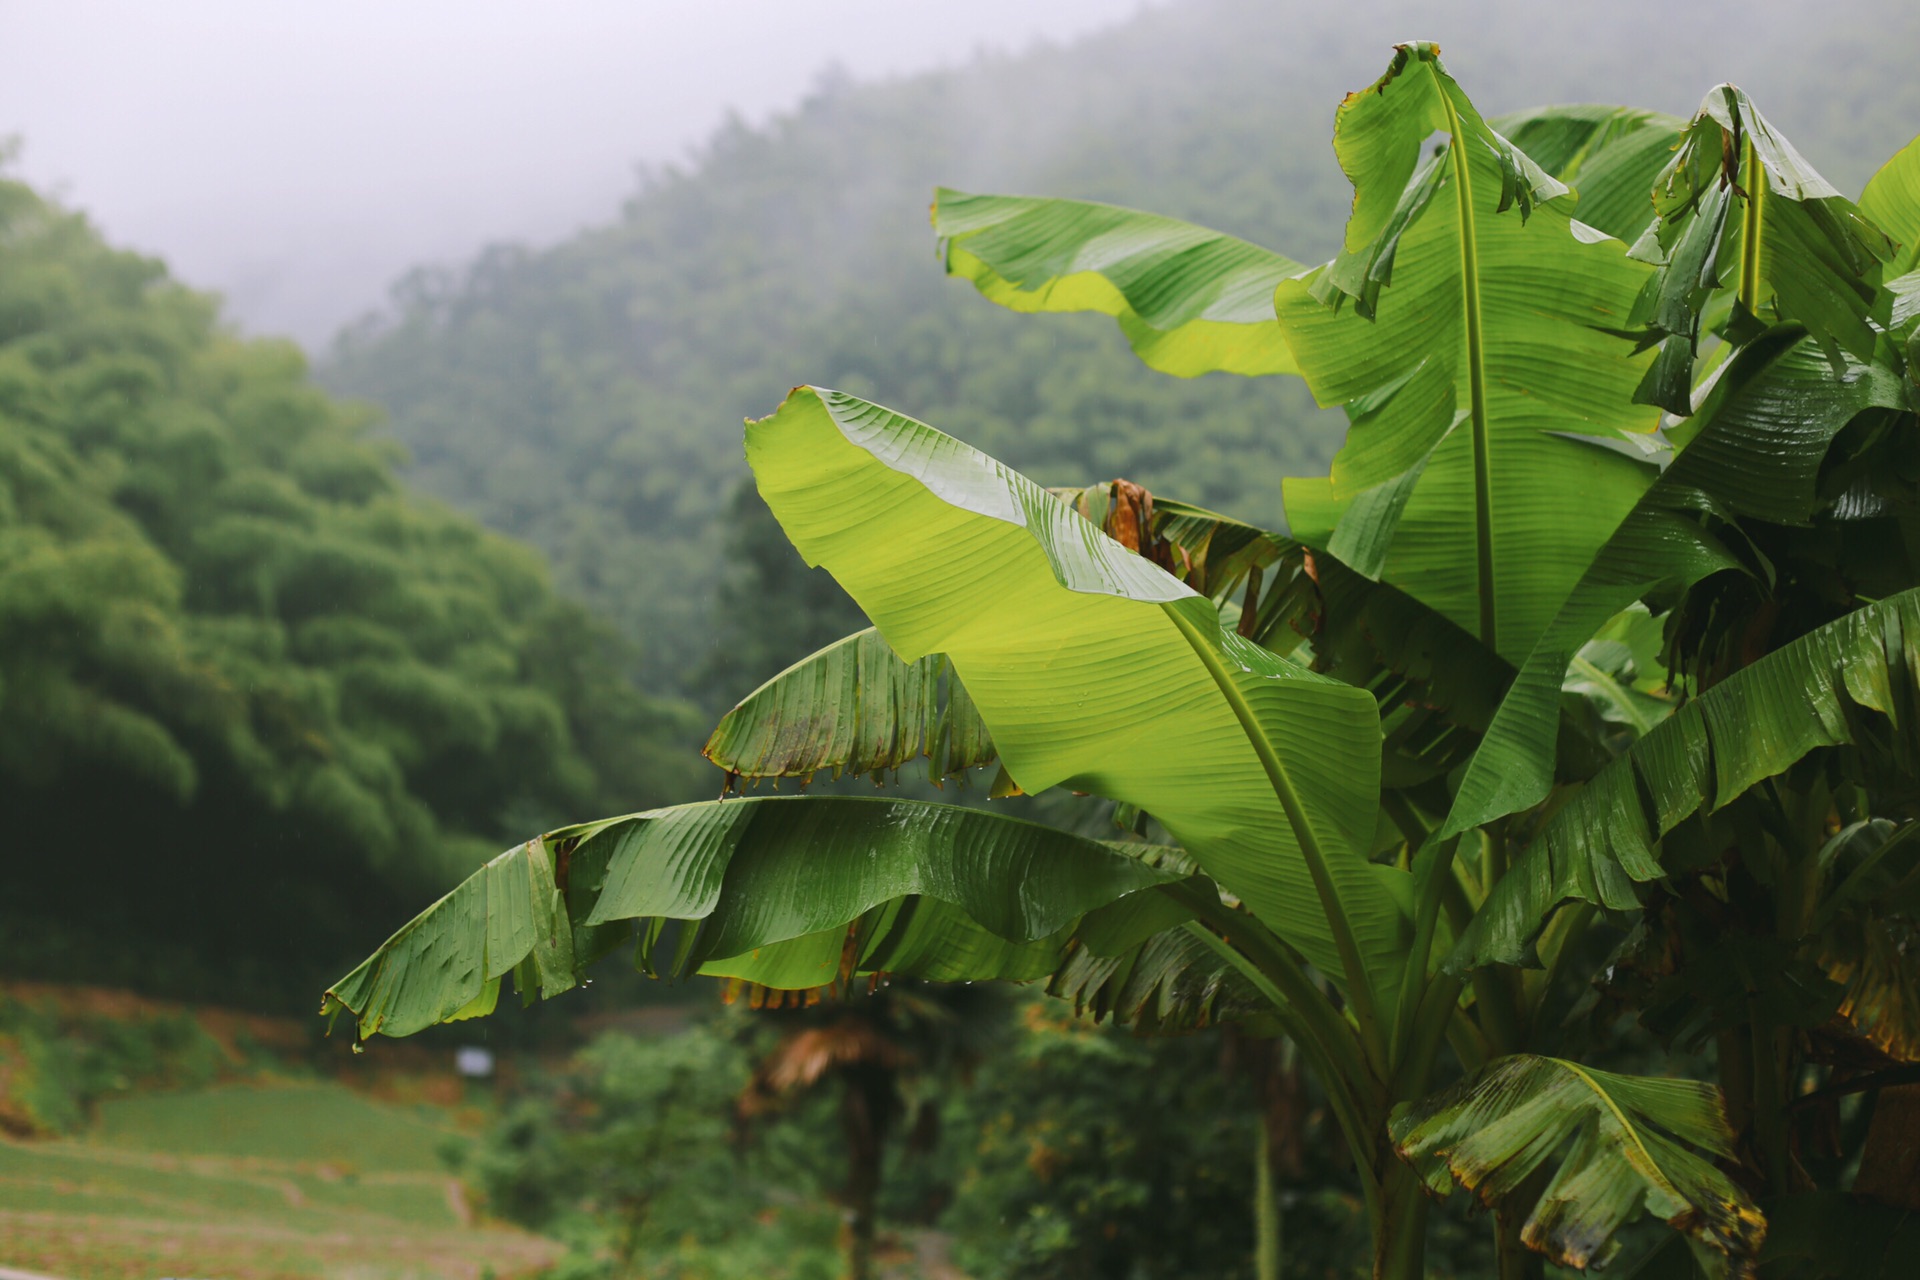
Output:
left=323, top=795, right=1192, bottom=1038
left=703, top=627, right=995, bottom=786
left=1455, top=587, right=1920, bottom=970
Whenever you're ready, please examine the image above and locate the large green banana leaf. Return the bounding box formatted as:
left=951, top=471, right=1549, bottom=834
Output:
left=933, top=188, right=1307, bottom=377
left=1452, top=587, right=1920, bottom=970
left=704, top=489, right=1292, bottom=788
left=321, top=795, right=1183, bottom=1039
left=747, top=387, right=1410, bottom=1007
left=1863, top=133, right=1920, bottom=276
left=1631, top=86, right=1896, bottom=412
left=1278, top=44, right=1661, bottom=664
left=703, top=628, right=995, bottom=786
left=1863, top=133, right=1920, bottom=344
left=1489, top=103, right=1685, bottom=243
left=1390, top=1055, right=1764, bottom=1275
left=1438, top=328, right=1906, bottom=840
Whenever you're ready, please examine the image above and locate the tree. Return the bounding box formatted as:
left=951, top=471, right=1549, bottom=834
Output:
left=0, top=167, right=705, bottom=1006
left=734, top=981, right=1003, bottom=1280
left=324, top=45, right=1920, bottom=1279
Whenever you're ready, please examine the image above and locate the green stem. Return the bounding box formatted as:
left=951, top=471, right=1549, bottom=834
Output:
left=1392, top=835, right=1459, bottom=1059
left=1374, top=1161, right=1432, bottom=1280
left=1749, top=1010, right=1792, bottom=1192
left=1255, top=1120, right=1281, bottom=1280
left=1495, top=1210, right=1545, bottom=1280
left=1739, top=135, right=1766, bottom=313
left=1717, top=1028, right=1755, bottom=1141
left=1174, top=917, right=1384, bottom=1235
left=1439, top=87, right=1496, bottom=652
left=1162, top=602, right=1389, bottom=1070
left=1523, top=902, right=1596, bottom=1035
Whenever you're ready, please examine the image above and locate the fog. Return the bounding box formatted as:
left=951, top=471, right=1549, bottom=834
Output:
left=0, top=0, right=1152, bottom=345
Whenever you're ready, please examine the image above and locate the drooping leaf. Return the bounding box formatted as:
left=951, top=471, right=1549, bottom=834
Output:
left=1390, top=1055, right=1765, bottom=1275
left=747, top=386, right=1410, bottom=1004
left=1278, top=44, right=1661, bottom=663
left=933, top=189, right=1307, bottom=377
left=1631, top=85, right=1896, bottom=411
left=321, top=795, right=1182, bottom=1038
left=1047, top=917, right=1259, bottom=1033
left=1452, top=587, right=1920, bottom=970
left=703, top=628, right=995, bottom=786
left=1489, top=103, right=1686, bottom=244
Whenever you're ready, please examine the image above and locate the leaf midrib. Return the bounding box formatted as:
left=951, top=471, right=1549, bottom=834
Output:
left=1439, top=79, right=1497, bottom=653
left=1551, top=1057, right=1690, bottom=1204
left=1160, top=600, right=1387, bottom=1065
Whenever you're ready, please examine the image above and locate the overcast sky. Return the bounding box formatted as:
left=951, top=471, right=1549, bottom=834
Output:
left=0, top=1, right=1153, bottom=345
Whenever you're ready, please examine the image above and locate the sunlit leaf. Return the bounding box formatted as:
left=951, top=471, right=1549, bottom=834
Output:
left=747, top=386, right=1409, bottom=1002
left=1278, top=43, right=1661, bottom=663
left=934, top=189, right=1307, bottom=377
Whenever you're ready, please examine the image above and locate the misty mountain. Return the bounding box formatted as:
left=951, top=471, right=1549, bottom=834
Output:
left=322, top=0, right=1920, bottom=699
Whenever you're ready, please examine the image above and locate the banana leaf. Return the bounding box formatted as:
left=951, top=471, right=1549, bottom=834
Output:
left=1390, top=1055, right=1764, bottom=1275
left=1631, top=86, right=1896, bottom=412
left=705, top=488, right=1294, bottom=788
left=934, top=188, right=1307, bottom=377
left=1437, top=327, right=1906, bottom=841
left=321, top=795, right=1183, bottom=1039
left=703, top=628, right=995, bottom=786
left=747, top=386, right=1410, bottom=1008
left=1489, top=103, right=1685, bottom=243
left=1278, top=44, right=1661, bottom=664
left=1862, top=132, right=1920, bottom=276
left=1452, top=587, right=1920, bottom=970
left=1048, top=916, right=1259, bottom=1033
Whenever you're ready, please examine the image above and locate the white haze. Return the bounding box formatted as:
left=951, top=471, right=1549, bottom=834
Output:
left=0, top=0, right=1154, bottom=346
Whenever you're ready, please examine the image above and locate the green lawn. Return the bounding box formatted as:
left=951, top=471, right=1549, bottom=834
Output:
left=0, top=1081, right=558, bottom=1280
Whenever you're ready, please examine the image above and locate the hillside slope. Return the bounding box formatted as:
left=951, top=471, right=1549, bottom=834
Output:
left=324, top=0, right=1920, bottom=697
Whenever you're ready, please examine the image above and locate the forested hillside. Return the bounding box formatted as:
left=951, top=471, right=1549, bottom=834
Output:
left=325, top=0, right=1920, bottom=701
left=0, top=174, right=704, bottom=1008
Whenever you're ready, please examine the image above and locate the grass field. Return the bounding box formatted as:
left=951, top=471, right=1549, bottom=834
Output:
left=0, top=1080, right=560, bottom=1280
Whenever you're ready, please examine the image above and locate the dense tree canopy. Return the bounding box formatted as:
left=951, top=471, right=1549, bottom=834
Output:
left=0, top=173, right=704, bottom=1006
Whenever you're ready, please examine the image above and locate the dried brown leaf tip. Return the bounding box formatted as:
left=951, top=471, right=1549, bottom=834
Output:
left=1102, top=479, right=1183, bottom=575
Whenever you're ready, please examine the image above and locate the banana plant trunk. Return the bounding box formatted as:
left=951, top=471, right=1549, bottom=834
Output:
left=1495, top=1210, right=1546, bottom=1280
left=1373, top=1162, right=1431, bottom=1280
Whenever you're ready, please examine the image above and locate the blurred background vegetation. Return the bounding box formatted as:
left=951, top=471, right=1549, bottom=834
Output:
left=3, top=0, right=1919, bottom=1275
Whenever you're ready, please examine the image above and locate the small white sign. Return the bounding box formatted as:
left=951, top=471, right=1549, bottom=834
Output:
left=455, top=1046, right=495, bottom=1078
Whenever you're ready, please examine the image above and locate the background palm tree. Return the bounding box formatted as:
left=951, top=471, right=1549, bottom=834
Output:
left=733, top=980, right=1005, bottom=1280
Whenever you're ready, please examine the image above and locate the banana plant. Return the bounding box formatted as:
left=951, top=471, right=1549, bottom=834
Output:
left=325, top=44, right=1920, bottom=1280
